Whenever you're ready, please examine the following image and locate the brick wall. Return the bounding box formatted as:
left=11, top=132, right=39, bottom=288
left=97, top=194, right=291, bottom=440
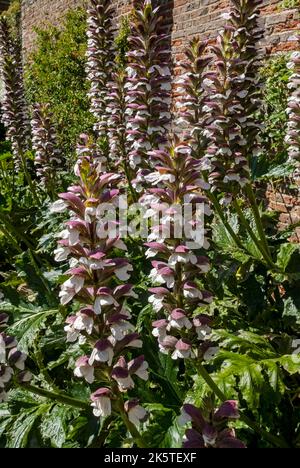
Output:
left=21, top=0, right=300, bottom=54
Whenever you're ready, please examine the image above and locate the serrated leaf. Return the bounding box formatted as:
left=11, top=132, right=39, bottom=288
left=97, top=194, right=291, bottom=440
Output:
left=8, top=308, right=57, bottom=352
left=6, top=405, right=49, bottom=448
left=40, top=405, right=77, bottom=448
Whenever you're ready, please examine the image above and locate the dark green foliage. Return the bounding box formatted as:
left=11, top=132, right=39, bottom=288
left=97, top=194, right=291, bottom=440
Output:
left=260, top=55, right=292, bottom=169
left=25, top=8, right=94, bottom=156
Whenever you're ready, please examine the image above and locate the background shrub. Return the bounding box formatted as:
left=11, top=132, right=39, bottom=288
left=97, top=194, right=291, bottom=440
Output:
left=25, top=8, right=94, bottom=156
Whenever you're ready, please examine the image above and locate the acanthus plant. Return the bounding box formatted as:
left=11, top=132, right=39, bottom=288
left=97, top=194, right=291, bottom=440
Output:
left=86, top=0, right=115, bottom=144
left=53, top=134, right=149, bottom=446
left=140, top=141, right=215, bottom=361
left=125, top=0, right=172, bottom=192
left=176, top=38, right=212, bottom=159
left=31, top=102, right=62, bottom=198
left=286, top=35, right=300, bottom=179
left=180, top=0, right=276, bottom=269
left=0, top=17, right=30, bottom=170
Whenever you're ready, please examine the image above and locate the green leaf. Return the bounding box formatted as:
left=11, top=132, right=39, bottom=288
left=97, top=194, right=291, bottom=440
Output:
left=6, top=405, right=49, bottom=448
left=276, top=243, right=300, bottom=272
left=278, top=354, right=300, bottom=375
left=40, top=405, right=78, bottom=448
left=8, top=308, right=58, bottom=352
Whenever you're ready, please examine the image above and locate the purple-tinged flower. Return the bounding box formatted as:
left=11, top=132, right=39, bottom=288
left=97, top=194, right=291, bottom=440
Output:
left=89, top=339, right=114, bottom=366
left=8, top=348, right=27, bottom=370
left=180, top=401, right=246, bottom=449
left=91, top=388, right=112, bottom=417
left=124, top=399, right=148, bottom=426
left=74, top=356, right=95, bottom=384
left=128, top=355, right=149, bottom=381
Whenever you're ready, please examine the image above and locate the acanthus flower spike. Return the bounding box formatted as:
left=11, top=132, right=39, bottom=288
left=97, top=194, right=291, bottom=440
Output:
left=86, top=0, right=115, bottom=139
left=175, top=37, right=212, bottom=159
left=125, top=0, right=172, bottom=190
left=286, top=36, right=300, bottom=180
left=198, top=0, right=264, bottom=202
left=0, top=17, right=30, bottom=169
left=31, top=103, right=62, bottom=195
left=141, top=140, right=215, bottom=360
left=54, top=133, right=148, bottom=426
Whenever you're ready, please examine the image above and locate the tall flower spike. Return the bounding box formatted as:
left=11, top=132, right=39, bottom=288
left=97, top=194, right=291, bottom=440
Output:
left=107, top=72, right=132, bottom=172
left=286, top=36, right=300, bottom=180
left=54, top=135, right=148, bottom=425
left=202, top=0, right=263, bottom=202
left=31, top=103, right=62, bottom=195
left=180, top=401, right=246, bottom=448
left=86, top=0, right=115, bottom=138
left=140, top=140, right=215, bottom=360
left=0, top=314, right=31, bottom=403
left=0, top=17, right=30, bottom=169
left=176, top=38, right=212, bottom=159
left=126, top=0, right=172, bottom=189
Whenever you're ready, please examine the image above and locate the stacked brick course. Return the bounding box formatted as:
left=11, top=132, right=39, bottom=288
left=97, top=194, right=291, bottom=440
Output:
left=21, top=0, right=300, bottom=54
left=20, top=0, right=300, bottom=238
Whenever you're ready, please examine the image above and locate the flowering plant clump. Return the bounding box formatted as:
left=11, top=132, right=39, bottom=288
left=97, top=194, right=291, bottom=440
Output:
left=53, top=134, right=149, bottom=433
left=180, top=401, right=246, bottom=448
left=286, top=36, right=300, bottom=171
left=31, top=103, right=62, bottom=195
left=176, top=38, right=212, bottom=159
left=0, top=0, right=299, bottom=451
left=140, top=141, right=215, bottom=360
left=86, top=0, right=115, bottom=139
left=0, top=17, right=30, bottom=168
left=126, top=0, right=172, bottom=189
left=201, top=0, right=263, bottom=200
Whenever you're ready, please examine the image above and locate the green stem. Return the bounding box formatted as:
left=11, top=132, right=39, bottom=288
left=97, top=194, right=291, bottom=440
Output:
left=233, top=199, right=277, bottom=270
left=20, top=383, right=90, bottom=410
left=0, top=211, right=35, bottom=250
left=20, top=151, right=41, bottom=207
left=116, top=394, right=148, bottom=448
left=245, top=184, right=272, bottom=258
left=197, top=363, right=289, bottom=449
left=207, top=192, right=246, bottom=252
left=0, top=224, right=22, bottom=253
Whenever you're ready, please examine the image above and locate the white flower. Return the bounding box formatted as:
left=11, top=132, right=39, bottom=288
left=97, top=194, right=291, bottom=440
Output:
left=127, top=404, right=147, bottom=426
left=94, top=293, right=117, bottom=315
left=149, top=293, right=165, bottom=312
left=0, top=390, right=8, bottom=403
left=110, top=321, right=135, bottom=341
left=89, top=342, right=114, bottom=366
left=50, top=200, right=67, bottom=213
left=74, top=358, right=95, bottom=384
left=203, top=347, right=219, bottom=361
left=168, top=251, right=197, bottom=267
left=0, top=335, right=6, bottom=363
left=54, top=246, right=71, bottom=262
left=115, top=264, right=133, bottom=281
left=0, top=366, right=13, bottom=388
left=73, top=313, right=94, bottom=335
left=134, top=360, right=149, bottom=381
left=92, top=396, right=111, bottom=418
